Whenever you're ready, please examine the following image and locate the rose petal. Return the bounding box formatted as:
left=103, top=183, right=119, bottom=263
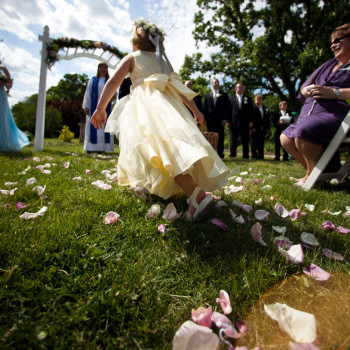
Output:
left=15, top=202, right=26, bottom=210
left=304, top=204, right=314, bottom=212
left=274, top=236, right=293, bottom=249
left=216, top=200, right=228, bottom=208
left=211, top=218, right=227, bottom=230
left=26, top=177, right=37, bottom=186
left=303, top=263, right=331, bottom=281
left=254, top=209, right=270, bottom=220
left=163, top=203, right=182, bottom=221
left=212, top=312, right=240, bottom=339
left=33, top=185, right=46, bottom=196
left=85, top=169, right=91, bottom=174
left=272, top=226, right=287, bottom=234
left=147, top=204, right=161, bottom=219
left=216, top=290, right=232, bottom=314
left=274, top=203, right=289, bottom=217
left=91, top=180, right=112, bottom=190
left=224, top=185, right=243, bottom=194
left=322, top=220, right=336, bottom=230
left=232, top=200, right=252, bottom=213
left=73, top=176, right=82, bottom=181
left=173, top=321, right=219, bottom=350
left=157, top=224, right=168, bottom=233
left=4, top=182, right=17, bottom=187
left=278, top=244, right=304, bottom=264
left=20, top=206, right=48, bottom=219
left=336, top=226, right=350, bottom=234
left=322, top=248, right=344, bottom=261
left=191, top=306, right=212, bottom=328
left=300, top=232, right=319, bottom=247
left=234, top=215, right=245, bottom=224
left=104, top=211, right=120, bottom=224
left=235, top=320, right=247, bottom=336
left=289, top=209, right=301, bottom=221
left=264, top=303, right=316, bottom=343
left=251, top=222, right=263, bottom=243
left=63, top=161, right=70, bottom=169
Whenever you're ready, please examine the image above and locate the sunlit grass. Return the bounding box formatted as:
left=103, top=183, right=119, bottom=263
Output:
left=0, top=139, right=349, bottom=349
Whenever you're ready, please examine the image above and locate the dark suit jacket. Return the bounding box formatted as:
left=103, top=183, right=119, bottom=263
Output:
left=228, top=94, right=254, bottom=129
left=203, top=90, right=229, bottom=129
left=252, top=106, right=271, bottom=132
left=273, top=111, right=293, bottom=134
left=118, top=77, right=132, bottom=100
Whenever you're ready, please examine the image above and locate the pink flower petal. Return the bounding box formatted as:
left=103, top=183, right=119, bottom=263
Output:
left=251, top=222, right=262, bottom=243
left=163, top=203, right=182, bottom=221
left=85, top=169, right=91, bottom=174
left=289, top=209, right=301, bottom=221
left=212, top=312, right=240, bottom=339
left=216, top=290, right=232, bottom=314
left=322, top=248, right=344, bottom=261
left=91, top=180, right=111, bottom=190
left=274, top=203, right=289, bottom=217
left=104, top=211, right=120, bottom=224
left=3, top=203, right=10, bottom=208
left=322, top=220, right=336, bottom=230
left=232, top=200, right=252, bottom=213
left=235, top=320, right=247, bottom=336
left=32, top=157, right=40, bottom=162
left=278, top=244, right=304, bottom=264
left=147, top=204, right=161, bottom=219
left=157, top=224, right=168, bottom=233
left=274, top=236, right=292, bottom=249
left=73, top=176, right=82, bottom=181
left=254, top=209, right=270, bottom=220
left=191, top=306, right=213, bottom=328
left=15, top=202, right=26, bottom=210
left=302, top=263, right=331, bottom=281
left=63, top=161, right=70, bottom=168
left=336, top=226, right=350, bottom=234
left=211, top=218, right=227, bottom=230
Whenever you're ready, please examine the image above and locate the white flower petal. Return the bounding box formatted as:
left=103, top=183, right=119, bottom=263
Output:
left=300, top=232, right=319, bottom=247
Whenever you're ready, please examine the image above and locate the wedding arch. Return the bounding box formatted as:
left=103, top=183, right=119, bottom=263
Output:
left=34, top=25, right=126, bottom=151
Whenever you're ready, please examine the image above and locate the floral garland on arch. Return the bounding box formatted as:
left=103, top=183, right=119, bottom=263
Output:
left=46, top=37, right=127, bottom=68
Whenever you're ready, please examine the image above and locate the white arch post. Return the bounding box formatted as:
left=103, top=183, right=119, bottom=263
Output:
left=34, top=25, right=52, bottom=151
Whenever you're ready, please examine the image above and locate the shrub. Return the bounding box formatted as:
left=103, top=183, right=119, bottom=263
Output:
left=58, top=125, right=75, bottom=142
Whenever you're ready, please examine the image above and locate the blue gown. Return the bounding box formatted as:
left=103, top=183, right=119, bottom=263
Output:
left=0, top=86, right=29, bottom=151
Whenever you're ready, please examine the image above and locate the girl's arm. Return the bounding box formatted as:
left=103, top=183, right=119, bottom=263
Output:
left=181, top=95, right=204, bottom=124
left=91, top=54, right=135, bottom=129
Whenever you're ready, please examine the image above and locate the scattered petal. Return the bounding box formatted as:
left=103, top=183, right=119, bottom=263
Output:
left=104, top=211, right=120, bottom=224
left=255, top=198, right=263, bottom=205
left=261, top=185, right=272, bottom=190
left=303, top=263, right=331, bottom=281
left=336, top=226, right=350, bottom=234
left=235, top=320, right=247, bottom=336
left=42, top=169, right=51, bottom=174
left=272, top=225, right=287, bottom=234
left=224, top=185, right=243, bottom=194
left=63, top=161, right=70, bottom=168
left=322, top=248, right=344, bottom=261
left=300, top=232, right=319, bottom=247
left=20, top=206, right=48, bottom=219
left=91, top=180, right=112, bottom=190
left=322, top=220, right=336, bottom=230
left=32, top=157, right=40, bottom=162
left=264, top=303, right=316, bottom=343
left=211, top=218, right=227, bottom=230
left=234, top=215, right=245, bottom=224
left=289, top=209, right=301, bottom=221
left=26, top=177, right=37, bottom=186
left=191, top=306, right=213, bottom=328
left=330, top=178, right=339, bottom=185
left=163, top=203, right=182, bottom=221
left=216, top=200, right=228, bottom=208
left=240, top=171, right=248, bottom=175
left=147, top=204, right=161, bottom=219
left=253, top=179, right=259, bottom=184
left=232, top=200, right=252, bottom=213
left=157, top=224, right=168, bottom=233
left=106, top=172, right=118, bottom=182
left=304, top=204, right=314, bottom=212
left=278, top=244, right=304, bottom=264
left=85, top=169, right=91, bottom=174
left=73, top=176, right=82, bottom=181
left=33, top=185, right=46, bottom=196
left=172, top=321, right=219, bottom=350
left=274, top=236, right=293, bottom=249
left=229, top=209, right=237, bottom=219
left=251, top=222, right=266, bottom=245
left=212, top=312, right=240, bottom=339
left=4, top=182, right=17, bottom=187
left=133, top=186, right=151, bottom=201
left=235, top=177, right=243, bottom=183
left=3, top=203, right=10, bottom=208
left=15, top=202, right=26, bottom=210
left=216, top=290, right=232, bottom=314
left=274, top=203, right=289, bottom=217
left=0, top=188, right=17, bottom=195
left=254, top=210, right=270, bottom=220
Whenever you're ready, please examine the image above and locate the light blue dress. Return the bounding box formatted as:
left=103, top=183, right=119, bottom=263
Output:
left=0, top=86, right=29, bottom=151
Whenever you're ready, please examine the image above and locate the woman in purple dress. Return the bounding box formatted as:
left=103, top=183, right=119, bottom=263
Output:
left=281, top=23, right=350, bottom=187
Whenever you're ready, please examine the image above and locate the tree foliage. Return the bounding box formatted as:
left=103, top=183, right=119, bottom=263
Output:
left=183, top=0, right=350, bottom=109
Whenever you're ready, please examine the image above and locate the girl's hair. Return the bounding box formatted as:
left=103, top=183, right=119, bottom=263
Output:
left=96, top=63, right=109, bottom=79
left=131, top=19, right=166, bottom=52
left=331, top=23, right=350, bottom=39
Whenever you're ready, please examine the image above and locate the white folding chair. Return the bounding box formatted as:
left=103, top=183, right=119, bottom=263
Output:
left=303, top=111, right=350, bottom=191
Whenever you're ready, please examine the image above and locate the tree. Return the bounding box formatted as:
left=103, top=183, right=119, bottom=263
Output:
left=184, top=0, right=350, bottom=109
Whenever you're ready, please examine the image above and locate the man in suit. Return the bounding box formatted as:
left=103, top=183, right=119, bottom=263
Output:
left=227, top=83, right=254, bottom=159
left=203, top=78, right=229, bottom=158
left=250, top=94, right=271, bottom=159
left=274, top=100, right=292, bottom=161
left=185, top=80, right=203, bottom=114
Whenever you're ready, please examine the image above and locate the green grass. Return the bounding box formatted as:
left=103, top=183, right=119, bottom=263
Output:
left=0, top=139, right=349, bottom=349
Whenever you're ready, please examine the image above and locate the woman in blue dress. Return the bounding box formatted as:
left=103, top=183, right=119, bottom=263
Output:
left=0, top=65, right=30, bottom=151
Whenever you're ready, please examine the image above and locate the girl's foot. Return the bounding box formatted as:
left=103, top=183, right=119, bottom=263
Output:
left=185, top=187, right=214, bottom=221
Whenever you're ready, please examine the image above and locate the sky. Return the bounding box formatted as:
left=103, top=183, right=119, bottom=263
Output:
left=0, top=0, right=204, bottom=107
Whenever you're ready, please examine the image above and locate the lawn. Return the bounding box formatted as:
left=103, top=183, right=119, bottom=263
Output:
left=0, top=139, right=349, bottom=349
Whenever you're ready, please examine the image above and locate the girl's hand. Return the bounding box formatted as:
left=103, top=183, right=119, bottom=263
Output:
left=194, top=111, right=204, bottom=124
left=91, top=109, right=107, bottom=129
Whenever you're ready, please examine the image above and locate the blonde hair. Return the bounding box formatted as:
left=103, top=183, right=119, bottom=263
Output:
left=131, top=19, right=166, bottom=52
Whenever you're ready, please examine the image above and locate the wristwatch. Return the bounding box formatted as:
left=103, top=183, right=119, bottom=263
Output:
left=334, top=88, right=341, bottom=99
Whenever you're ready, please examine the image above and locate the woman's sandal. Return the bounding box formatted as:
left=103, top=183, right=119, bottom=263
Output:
left=185, top=187, right=214, bottom=222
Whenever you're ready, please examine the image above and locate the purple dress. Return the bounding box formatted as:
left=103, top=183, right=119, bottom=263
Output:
left=283, top=58, right=350, bottom=144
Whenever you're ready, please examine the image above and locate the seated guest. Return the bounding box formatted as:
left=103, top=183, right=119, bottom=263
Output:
left=251, top=94, right=270, bottom=159
left=280, top=23, right=350, bottom=187
left=273, top=100, right=292, bottom=161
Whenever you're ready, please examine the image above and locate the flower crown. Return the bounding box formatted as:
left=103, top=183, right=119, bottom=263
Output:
left=133, top=18, right=166, bottom=42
